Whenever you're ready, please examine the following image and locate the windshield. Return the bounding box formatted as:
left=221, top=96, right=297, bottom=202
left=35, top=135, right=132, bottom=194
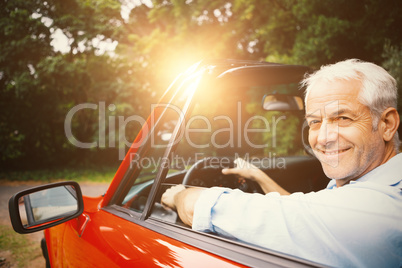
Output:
left=170, top=72, right=307, bottom=171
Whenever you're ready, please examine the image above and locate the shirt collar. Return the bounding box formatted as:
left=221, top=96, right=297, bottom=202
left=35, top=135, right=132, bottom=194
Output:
left=326, top=153, right=402, bottom=189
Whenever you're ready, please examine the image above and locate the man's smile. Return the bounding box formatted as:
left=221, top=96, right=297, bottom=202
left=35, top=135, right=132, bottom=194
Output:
left=319, top=148, right=350, bottom=155
left=314, top=147, right=352, bottom=161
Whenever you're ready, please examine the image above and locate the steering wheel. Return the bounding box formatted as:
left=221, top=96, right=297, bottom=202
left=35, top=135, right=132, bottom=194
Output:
left=182, top=157, right=234, bottom=186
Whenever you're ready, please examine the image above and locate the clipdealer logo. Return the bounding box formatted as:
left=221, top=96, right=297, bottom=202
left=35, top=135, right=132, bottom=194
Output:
left=64, top=101, right=289, bottom=160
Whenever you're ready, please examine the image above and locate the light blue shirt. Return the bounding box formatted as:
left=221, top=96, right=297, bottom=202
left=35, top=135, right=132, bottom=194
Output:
left=193, top=154, right=402, bottom=267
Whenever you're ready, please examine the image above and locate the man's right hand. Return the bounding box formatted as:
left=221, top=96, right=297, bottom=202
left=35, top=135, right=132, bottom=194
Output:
left=161, top=185, right=204, bottom=226
left=161, top=184, right=186, bottom=210
left=222, top=158, right=260, bottom=180
left=222, top=158, right=290, bottom=195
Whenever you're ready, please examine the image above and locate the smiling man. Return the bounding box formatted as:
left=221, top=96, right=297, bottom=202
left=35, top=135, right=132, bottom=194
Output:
left=162, top=59, right=402, bottom=267
left=304, top=64, right=399, bottom=187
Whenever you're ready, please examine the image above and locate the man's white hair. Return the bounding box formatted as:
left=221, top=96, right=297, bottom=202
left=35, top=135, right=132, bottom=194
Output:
left=301, top=59, right=400, bottom=151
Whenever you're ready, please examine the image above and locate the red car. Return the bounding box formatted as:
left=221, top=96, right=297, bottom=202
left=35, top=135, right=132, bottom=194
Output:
left=9, top=60, right=328, bottom=267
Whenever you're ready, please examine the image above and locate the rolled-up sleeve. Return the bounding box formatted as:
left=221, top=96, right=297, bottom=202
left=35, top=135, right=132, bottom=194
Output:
left=193, top=187, right=282, bottom=240
left=192, top=187, right=231, bottom=233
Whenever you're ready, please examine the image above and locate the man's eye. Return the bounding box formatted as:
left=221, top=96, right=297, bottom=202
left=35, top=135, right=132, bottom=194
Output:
left=335, top=116, right=353, bottom=126
left=308, top=120, right=321, bottom=127
left=337, top=116, right=352, bottom=122
left=339, top=116, right=350, bottom=120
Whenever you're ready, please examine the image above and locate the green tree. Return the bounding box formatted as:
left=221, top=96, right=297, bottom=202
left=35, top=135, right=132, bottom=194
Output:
left=382, top=42, right=402, bottom=114
left=0, top=0, right=53, bottom=164
left=0, top=0, right=144, bottom=168
left=126, top=0, right=402, bottom=69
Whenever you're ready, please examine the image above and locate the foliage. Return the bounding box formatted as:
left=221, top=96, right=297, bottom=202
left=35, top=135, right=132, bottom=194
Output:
left=194, top=0, right=402, bottom=67
left=382, top=42, right=402, bottom=110
left=0, top=0, right=146, bottom=169
left=1, top=0, right=401, bottom=170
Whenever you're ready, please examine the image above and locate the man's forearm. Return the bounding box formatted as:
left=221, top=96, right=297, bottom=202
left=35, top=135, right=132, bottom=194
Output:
left=174, top=187, right=204, bottom=226
left=252, top=169, right=290, bottom=195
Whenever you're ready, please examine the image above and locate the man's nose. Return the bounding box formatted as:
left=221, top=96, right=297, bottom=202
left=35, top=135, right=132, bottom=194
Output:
left=316, top=120, right=338, bottom=146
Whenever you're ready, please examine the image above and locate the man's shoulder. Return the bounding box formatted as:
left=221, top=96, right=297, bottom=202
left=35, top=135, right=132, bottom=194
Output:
left=357, top=153, right=402, bottom=187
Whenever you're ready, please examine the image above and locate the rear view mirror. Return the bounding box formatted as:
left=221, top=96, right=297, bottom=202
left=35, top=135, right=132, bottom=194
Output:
left=262, top=94, right=304, bottom=111
left=9, top=181, right=83, bottom=234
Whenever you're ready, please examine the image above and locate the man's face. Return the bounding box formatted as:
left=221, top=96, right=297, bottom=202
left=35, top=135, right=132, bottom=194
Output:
left=306, top=79, right=385, bottom=186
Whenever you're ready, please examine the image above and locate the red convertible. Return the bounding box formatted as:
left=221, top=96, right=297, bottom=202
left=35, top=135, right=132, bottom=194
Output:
left=9, top=60, right=328, bottom=267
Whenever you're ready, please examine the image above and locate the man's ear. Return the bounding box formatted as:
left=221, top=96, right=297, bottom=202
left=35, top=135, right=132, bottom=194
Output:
left=380, top=107, right=400, bottom=142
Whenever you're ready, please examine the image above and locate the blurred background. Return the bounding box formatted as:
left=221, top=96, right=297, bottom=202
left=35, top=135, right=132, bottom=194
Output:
left=1, top=0, right=402, bottom=173
left=1, top=1, right=402, bottom=266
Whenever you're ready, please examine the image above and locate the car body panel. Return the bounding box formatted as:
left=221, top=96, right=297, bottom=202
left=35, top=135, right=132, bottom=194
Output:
left=45, top=200, right=245, bottom=267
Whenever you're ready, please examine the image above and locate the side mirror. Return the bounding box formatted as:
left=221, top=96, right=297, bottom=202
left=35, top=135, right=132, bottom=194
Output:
left=8, top=181, right=83, bottom=234
left=262, top=94, right=304, bottom=111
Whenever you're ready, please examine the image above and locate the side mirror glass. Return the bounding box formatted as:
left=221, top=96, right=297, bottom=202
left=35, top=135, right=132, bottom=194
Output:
left=262, top=94, right=304, bottom=111
left=9, top=181, right=83, bottom=234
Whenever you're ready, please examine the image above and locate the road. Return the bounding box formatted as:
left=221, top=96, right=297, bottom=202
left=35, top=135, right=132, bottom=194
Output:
left=0, top=181, right=109, bottom=268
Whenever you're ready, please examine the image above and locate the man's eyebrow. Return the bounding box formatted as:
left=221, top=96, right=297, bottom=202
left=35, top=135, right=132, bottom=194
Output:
left=305, top=109, right=356, bottom=119
left=327, top=109, right=356, bottom=118
left=305, top=113, right=320, bottom=120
